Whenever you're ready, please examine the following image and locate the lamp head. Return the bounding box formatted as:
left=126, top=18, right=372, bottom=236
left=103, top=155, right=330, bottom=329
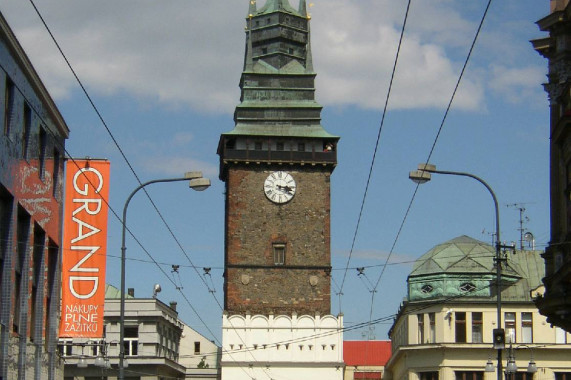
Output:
left=153, top=283, right=162, bottom=298
left=409, top=170, right=431, bottom=184
left=189, top=177, right=211, bottom=191
left=484, top=359, right=494, bottom=372
left=409, top=163, right=436, bottom=184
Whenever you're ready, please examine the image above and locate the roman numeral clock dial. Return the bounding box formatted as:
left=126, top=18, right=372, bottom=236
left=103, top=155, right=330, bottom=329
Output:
left=264, top=171, right=296, bottom=204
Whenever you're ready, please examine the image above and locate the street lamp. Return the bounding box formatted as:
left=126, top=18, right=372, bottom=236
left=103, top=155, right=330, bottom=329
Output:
left=118, top=171, right=210, bottom=380
left=409, top=163, right=504, bottom=380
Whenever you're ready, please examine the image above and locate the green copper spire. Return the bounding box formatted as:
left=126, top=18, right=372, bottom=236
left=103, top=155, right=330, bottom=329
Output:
left=217, top=0, right=339, bottom=178
left=256, top=0, right=300, bottom=16
left=299, top=0, right=307, bottom=17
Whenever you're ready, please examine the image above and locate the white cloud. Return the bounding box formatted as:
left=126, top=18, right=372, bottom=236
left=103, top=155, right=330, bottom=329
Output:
left=1, top=0, right=542, bottom=113
left=489, top=65, right=546, bottom=104
left=139, top=155, right=218, bottom=179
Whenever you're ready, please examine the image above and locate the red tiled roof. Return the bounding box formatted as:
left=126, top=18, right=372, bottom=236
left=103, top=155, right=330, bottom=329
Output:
left=343, top=341, right=392, bottom=366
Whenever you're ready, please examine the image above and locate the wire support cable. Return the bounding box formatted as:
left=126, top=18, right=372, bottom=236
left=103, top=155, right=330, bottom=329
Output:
left=363, top=0, right=495, bottom=347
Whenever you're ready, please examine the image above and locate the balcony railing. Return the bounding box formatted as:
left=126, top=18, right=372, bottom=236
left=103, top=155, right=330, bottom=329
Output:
left=220, top=147, right=337, bottom=165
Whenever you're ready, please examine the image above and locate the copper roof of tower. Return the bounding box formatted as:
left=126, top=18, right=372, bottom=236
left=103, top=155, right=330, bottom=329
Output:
left=220, top=0, right=337, bottom=140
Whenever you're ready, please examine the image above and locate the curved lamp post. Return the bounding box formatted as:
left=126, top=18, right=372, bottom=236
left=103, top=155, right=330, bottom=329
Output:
left=409, top=163, right=504, bottom=380
left=118, top=171, right=210, bottom=379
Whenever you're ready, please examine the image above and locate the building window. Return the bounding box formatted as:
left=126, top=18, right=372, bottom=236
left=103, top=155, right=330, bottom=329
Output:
left=194, top=341, right=201, bottom=355
left=254, top=141, right=262, bottom=150
left=58, top=339, right=73, bottom=357
left=455, top=312, right=466, bottom=343
left=22, top=103, right=31, bottom=159
left=273, top=243, right=285, bottom=265
left=4, top=77, right=15, bottom=136
left=429, top=312, right=436, bottom=343
left=521, top=312, right=532, bottom=343
left=556, top=327, right=568, bottom=344
left=556, top=373, right=571, bottom=380
left=90, top=340, right=104, bottom=357
left=0, top=188, right=12, bottom=322
left=417, top=313, right=424, bottom=344
left=505, top=312, right=516, bottom=343
left=455, top=371, right=483, bottom=380
left=30, top=224, right=45, bottom=341
left=421, top=284, right=433, bottom=294
left=460, top=283, right=476, bottom=292
left=45, top=241, right=58, bottom=347
left=472, top=312, right=483, bottom=343
left=14, top=206, right=30, bottom=334
left=276, top=141, right=284, bottom=151
left=124, top=326, right=139, bottom=356
left=298, top=142, right=305, bottom=152
left=420, top=372, right=439, bottom=380
left=506, top=373, right=534, bottom=380
left=52, top=148, right=60, bottom=198
left=38, top=127, right=47, bottom=178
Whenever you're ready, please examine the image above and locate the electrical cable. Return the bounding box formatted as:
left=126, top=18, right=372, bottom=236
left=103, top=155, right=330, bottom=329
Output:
left=337, top=0, right=412, bottom=298
left=363, top=0, right=496, bottom=328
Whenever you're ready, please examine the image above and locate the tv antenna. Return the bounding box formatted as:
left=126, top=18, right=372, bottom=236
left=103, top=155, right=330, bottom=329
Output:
left=506, top=203, right=534, bottom=250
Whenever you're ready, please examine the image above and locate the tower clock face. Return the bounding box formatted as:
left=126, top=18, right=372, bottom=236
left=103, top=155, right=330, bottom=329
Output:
left=263, top=171, right=296, bottom=204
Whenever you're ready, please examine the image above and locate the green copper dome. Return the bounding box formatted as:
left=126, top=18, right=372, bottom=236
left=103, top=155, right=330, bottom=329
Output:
left=407, top=236, right=543, bottom=303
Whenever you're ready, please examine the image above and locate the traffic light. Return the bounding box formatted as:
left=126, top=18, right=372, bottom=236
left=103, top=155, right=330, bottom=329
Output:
left=493, top=328, right=505, bottom=349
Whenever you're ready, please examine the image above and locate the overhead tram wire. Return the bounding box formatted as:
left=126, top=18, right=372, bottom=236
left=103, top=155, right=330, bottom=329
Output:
left=0, top=56, right=248, bottom=373
left=24, top=3, right=275, bottom=377
left=26, top=0, right=222, bottom=308
left=24, top=0, right=233, bottom=348
left=365, top=0, right=495, bottom=338
left=337, top=0, right=413, bottom=301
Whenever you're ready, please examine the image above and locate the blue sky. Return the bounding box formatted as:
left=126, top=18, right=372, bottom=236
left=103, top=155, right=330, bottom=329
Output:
left=2, top=0, right=550, bottom=342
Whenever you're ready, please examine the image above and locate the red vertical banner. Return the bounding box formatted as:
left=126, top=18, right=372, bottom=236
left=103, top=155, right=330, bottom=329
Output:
left=59, top=160, right=110, bottom=338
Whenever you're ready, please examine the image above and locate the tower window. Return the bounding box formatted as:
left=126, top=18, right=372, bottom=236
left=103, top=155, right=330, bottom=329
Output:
left=273, top=244, right=285, bottom=265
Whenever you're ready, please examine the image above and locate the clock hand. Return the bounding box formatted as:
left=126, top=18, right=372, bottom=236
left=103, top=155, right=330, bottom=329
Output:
left=276, top=184, right=293, bottom=194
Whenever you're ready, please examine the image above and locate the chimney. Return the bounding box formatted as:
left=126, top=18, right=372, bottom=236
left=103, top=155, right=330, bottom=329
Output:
left=127, top=288, right=135, bottom=297
left=169, top=301, right=177, bottom=311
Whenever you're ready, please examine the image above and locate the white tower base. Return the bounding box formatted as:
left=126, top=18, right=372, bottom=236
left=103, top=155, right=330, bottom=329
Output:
left=221, top=313, right=344, bottom=380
